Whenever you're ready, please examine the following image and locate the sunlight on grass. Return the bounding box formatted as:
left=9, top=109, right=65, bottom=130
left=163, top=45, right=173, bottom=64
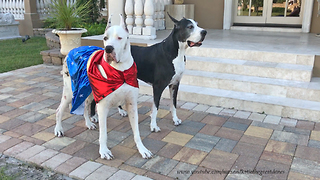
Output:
left=0, top=37, right=49, bottom=73
left=0, top=167, right=19, bottom=180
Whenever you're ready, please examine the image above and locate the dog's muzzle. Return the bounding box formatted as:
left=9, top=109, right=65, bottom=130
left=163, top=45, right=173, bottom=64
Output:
left=105, top=45, right=114, bottom=53
left=187, top=30, right=207, bottom=47
left=105, top=45, right=117, bottom=63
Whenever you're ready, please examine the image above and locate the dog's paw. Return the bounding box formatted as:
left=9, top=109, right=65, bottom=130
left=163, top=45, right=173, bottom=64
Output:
left=150, top=124, right=161, bottom=132
left=86, top=121, right=97, bottom=130
left=138, top=146, right=153, bottom=159
left=118, top=109, right=128, bottom=117
left=173, top=118, right=182, bottom=126
left=100, top=148, right=114, bottom=160
left=90, top=114, right=99, bottom=123
left=54, top=126, right=64, bottom=137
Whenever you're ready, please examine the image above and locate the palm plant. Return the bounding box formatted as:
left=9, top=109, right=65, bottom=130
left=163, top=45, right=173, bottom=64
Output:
left=48, top=0, right=90, bottom=30
left=77, top=0, right=101, bottom=24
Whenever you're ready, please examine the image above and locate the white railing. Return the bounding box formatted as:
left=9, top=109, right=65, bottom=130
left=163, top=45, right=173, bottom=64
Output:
left=125, top=0, right=171, bottom=39
left=0, top=0, right=105, bottom=21
left=37, top=0, right=51, bottom=20
left=0, top=0, right=25, bottom=20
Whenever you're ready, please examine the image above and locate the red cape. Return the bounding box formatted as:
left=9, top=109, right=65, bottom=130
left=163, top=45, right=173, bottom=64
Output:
left=87, top=50, right=139, bottom=103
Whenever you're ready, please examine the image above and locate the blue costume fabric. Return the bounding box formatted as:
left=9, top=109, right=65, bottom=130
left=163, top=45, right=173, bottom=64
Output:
left=66, top=46, right=103, bottom=115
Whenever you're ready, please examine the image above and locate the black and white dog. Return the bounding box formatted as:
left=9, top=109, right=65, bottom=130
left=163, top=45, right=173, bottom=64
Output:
left=117, top=15, right=207, bottom=132
left=89, top=15, right=206, bottom=132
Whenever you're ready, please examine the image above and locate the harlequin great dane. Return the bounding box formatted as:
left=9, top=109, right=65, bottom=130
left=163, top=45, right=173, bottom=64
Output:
left=114, top=14, right=207, bottom=132
left=54, top=15, right=152, bottom=160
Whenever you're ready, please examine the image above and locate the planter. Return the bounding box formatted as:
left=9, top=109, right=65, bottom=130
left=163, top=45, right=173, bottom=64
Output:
left=174, top=0, right=184, bottom=4
left=52, top=28, right=87, bottom=55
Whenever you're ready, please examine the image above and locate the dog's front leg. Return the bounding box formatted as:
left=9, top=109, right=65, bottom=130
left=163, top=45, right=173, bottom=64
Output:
left=169, top=83, right=182, bottom=126
left=150, top=83, right=167, bottom=132
left=55, top=73, right=72, bottom=137
left=126, top=90, right=153, bottom=159
left=96, top=101, right=113, bottom=160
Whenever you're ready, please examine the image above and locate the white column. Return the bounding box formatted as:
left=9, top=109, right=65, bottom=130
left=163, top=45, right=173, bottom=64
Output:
left=223, top=0, right=233, bottom=30
left=36, top=0, right=41, bottom=19
left=125, top=0, right=134, bottom=34
left=19, top=0, right=25, bottom=20
left=133, top=0, right=144, bottom=35
left=0, top=1, right=2, bottom=14
left=302, top=0, right=314, bottom=33
left=154, top=0, right=160, bottom=30
left=16, top=0, right=20, bottom=19
left=108, top=0, right=125, bottom=26
left=143, top=0, right=156, bottom=39
left=8, top=0, right=13, bottom=14
left=2, top=1, right=8, bottom=14
left=159, top=0, right=165, bottom=30
left=8, top=0, right=13, bottom=16
left=43, top=0, right=51, bottom=19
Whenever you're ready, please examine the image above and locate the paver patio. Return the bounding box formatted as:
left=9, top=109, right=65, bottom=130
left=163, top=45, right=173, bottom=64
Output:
left=1, top=64, right=320, bottom=179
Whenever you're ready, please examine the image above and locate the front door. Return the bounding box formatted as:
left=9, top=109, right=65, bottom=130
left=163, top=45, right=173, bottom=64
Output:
left=234, top=0, right=303, bottom=26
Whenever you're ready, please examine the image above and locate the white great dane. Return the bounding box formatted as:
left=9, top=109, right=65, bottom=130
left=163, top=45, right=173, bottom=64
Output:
left=54, top=15, right=152, bottom=160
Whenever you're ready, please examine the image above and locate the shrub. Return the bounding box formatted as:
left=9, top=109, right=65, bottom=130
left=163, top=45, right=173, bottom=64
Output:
left=77, top=0, right=101, bottom=24
left=272, top=7, right=285, bottom=13
left=80, top=20, right=107, bottom=37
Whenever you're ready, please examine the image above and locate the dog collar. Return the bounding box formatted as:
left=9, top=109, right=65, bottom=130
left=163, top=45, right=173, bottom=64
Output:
left=87, top=50, right=139, bottom=103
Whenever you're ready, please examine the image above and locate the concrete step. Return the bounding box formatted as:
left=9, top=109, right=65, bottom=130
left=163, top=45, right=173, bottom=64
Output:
left=186, top=47, right=315, bottom=66
left=138, top=81, right=320, bottom=122
left=182, top=70, right=320, bottom=102
left=185, top=56, right=313, bottom=82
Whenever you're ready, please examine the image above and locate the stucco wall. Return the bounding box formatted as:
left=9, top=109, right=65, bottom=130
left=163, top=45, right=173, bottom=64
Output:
left=183, top=0, right=224, bottom=29
left=310, top=0, right=320, bottom=33
left=183, top=0, right=320, bottom=32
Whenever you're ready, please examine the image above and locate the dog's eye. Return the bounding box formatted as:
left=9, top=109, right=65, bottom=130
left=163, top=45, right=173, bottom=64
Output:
left=103, top=36, right=108, bottom=41
left=118, top=37, right=123, bottom=40
left=188, top=25, right=194, bottom=29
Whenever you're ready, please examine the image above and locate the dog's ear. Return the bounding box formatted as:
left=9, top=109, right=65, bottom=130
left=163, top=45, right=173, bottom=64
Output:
left=105, top=15, right=112, bottom=32
left=167, top=13, right=180, bottom=28
left=119, top=14, right=129, bottom=32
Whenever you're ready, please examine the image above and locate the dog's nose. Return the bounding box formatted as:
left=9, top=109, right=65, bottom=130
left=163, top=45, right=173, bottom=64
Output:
left=201, top=30, right=207, bottom=37
left=105, top=45, right=114, bottom=54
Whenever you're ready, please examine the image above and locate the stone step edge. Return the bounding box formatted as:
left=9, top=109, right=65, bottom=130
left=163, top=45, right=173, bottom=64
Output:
left=186, top=47, right=315, bottom=66
left=186, top=55, right=313, bottom=71
left=138, top=81, right=320, bottom=122
left=185, top=56, right=312, bottom=82
left=182, top=70, right=320, bottom=102
left=183, top=69, right=320, bottom=91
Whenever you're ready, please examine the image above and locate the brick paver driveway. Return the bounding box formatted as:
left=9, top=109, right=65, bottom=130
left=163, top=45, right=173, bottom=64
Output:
left=0, top=64, right=320, bottom=180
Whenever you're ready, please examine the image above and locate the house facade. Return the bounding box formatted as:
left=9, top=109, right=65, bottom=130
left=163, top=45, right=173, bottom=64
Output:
left=184, top=0, right=320, bottom=33
left=1, top=0, right=319, bottom=36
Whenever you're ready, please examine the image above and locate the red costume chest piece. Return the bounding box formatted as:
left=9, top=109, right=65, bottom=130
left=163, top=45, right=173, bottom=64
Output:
left=87, top=50, right=139, bottom=103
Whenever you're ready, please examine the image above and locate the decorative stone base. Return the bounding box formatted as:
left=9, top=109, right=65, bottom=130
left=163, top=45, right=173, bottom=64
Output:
left=0, top=21, right=21, bottom=40
left=40, top=49, right=65, bottom=65
left=33, top=28, right=53, bottom=37
left=143, top=27, right=156, bottom=37
left=129, top=34, right=157, bottom=40
left=133, top=27, right=142, bottom=35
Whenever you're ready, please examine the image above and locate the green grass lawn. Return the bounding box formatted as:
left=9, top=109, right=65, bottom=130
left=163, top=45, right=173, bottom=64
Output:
left=0, top=37, right=49, bottom=73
